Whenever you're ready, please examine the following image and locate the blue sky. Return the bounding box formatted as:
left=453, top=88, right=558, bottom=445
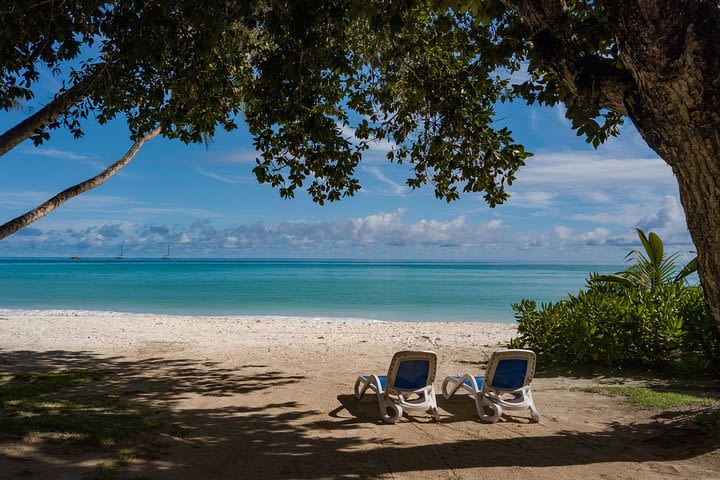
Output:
left=0, top=70, right=692, bottom=262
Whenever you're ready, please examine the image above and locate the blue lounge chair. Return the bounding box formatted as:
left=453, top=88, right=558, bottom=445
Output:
left=442, top=349, right=539, bottom=423
left=354, top=350, right=439, bottom=424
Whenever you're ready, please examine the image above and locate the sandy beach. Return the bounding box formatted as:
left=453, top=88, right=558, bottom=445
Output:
left=1, top=311, right=719, bottom=479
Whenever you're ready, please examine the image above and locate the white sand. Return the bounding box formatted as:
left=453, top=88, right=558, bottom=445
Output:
left=1, top=311, right=719, bottom=479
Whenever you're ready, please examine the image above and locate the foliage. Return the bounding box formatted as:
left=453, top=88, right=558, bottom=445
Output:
left=1, top=1, right=260, bottom=143
left=0, top=0, right=532, bottom=205
left=594, top=228, right=698, bottom=289
left=510, top=231, right=720, bottom=371
left=578, top=386, right=717, bottom=409
left=510, top=285, right=717, bottom=368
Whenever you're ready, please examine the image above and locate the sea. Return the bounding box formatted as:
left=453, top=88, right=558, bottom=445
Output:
left=0, top=258, right=623, bottom=323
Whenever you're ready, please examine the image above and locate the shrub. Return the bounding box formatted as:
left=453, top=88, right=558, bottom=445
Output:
left=509, top=228, right=720, bottom=372
left=510, top=282, right=720, bottom=372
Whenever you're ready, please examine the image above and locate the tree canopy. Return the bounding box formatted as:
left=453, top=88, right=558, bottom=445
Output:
left=1, top=0, right=535, bottom=205
left=2, top=0, right=720, bottom=329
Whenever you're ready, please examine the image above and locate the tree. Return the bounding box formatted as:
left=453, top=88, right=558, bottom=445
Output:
left=2, top=1, right=720, bottom=332
left=0, top=0, right=262, bottom=234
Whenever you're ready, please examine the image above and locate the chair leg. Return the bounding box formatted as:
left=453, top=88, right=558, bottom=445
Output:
left=354, top=376, right=370, bottom=400
left=441, top=376, right=456, bottom=399
left=429, top=387, right=440, bottom=421
left=381, top=398, right=403, bottom=424
left=442, top=375, right=471, bottom=400
left=526, top=389, right=540, bottom=423
left=431, top=406, right=440, bottom=421
left=475, top=394, right=502, bottom=423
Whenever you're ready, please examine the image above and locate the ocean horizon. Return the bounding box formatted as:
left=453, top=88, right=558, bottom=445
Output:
left=0, top=258, right=623, bottom=322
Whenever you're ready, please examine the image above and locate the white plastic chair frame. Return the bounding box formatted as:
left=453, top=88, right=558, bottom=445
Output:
left=354, top=350, right=440, bottom=424
left=442, top=349, right=539, bottom=423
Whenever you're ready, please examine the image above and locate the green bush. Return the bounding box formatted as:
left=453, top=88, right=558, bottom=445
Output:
left=509, top=229, right=720, bottom=372
left=510, top=282, right=720, bottom=371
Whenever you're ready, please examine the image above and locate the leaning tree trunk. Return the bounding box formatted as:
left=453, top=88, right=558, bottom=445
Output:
left=606, top=0, right=720, bottom=329
left=0, top=71, right=98, bottom=158
left=0, top=127, right=161, bottom=240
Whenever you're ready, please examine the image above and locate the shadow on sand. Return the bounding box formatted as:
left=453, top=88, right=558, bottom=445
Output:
left=1, top=349, right=719, bottom=479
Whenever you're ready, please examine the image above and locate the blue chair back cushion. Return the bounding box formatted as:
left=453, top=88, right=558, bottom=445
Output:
left=394, top=359, right=430, bottom=390
left=491, top=359, right=528, bottom=389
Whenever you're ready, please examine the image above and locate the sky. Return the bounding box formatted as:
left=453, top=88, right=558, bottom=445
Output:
left=0, top=69, right=694, bottom=262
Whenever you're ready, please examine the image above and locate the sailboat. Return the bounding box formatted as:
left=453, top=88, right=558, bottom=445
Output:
left=115, top=242, right=125, bottom=259
left=162, top=243, right=172, bottom=260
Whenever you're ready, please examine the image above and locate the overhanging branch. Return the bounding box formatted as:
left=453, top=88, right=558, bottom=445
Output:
left=0, top=65, right=106, bottom=158
left=502, top=0, right=633, bottom=114
left=0, top=126, right=161, bottom=240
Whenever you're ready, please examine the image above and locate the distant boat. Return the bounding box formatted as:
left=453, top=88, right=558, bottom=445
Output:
left=70, top=256, right=80, bottom=260
left=162, top=244, right=172, bottom=260
left=115, top=242, right=125, bottom=260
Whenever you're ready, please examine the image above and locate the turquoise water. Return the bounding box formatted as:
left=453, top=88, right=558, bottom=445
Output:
left=0, top=258, right=622, bottom=322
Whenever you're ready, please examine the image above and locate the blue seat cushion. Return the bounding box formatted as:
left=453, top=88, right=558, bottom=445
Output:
left=465, top=376, right=484, bottom=389
left=361, top=375, right=387, bottom=392
left=491, top=359, right=528, bottom=390
left=394, top=359, right=430, bottom=390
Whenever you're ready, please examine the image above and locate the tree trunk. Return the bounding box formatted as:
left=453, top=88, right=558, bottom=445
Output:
left=0, top=127, right=161, bottom=240
left=0, top=74, right=94, bottom=158
left=630, top=120, right=720, bottom=330
left=673, top=148, right=720, bottom=329
left=606, top=1, right=720, bottom=330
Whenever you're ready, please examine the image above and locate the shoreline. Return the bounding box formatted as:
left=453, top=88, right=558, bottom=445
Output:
left=0, top=311, right=518, bottom=355
left=0, top=307, right=516, bottom=324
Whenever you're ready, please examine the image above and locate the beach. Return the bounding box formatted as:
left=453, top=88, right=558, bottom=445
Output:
left=1, top=311, right=719, bottom=479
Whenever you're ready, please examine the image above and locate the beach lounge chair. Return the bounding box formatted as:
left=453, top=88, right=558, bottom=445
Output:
left=441, top=349, right=539, bottom=423
left=354, top=350, right=440, bottom=424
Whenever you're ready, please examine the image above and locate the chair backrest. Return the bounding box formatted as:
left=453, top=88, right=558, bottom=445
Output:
left=483, top=349, right=536, bottom=392
left=386, top=350, right=437, bottom=393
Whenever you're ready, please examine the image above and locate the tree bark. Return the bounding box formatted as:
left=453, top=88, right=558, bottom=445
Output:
left=604, top=0, right=720, bottom=329
left=0, top=74, right=95, bottom=158
left=0, top=127, right=161, bottom=240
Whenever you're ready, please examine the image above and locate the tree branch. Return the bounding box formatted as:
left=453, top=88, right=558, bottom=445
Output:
left=502, top=0, right=634, bottom=114
left=0, top=127, right=161, bottom=240
left=0, top=69, right=99, bottom=158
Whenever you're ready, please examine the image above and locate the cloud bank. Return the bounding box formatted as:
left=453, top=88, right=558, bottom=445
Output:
left=0, top=198, right=692, bottom=260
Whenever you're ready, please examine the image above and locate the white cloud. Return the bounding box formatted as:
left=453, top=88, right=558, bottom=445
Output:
left=363, top=166, right=407, bottom=196
left=219, top=149, right=261, bottom=163
left=554, top=225, right=572, bottom=240
left=578, top=227, right=612, bottom=246
left=0, top=209, right=510, bottom=254
left=194, top=165, right=245, bottom=184
left=579, top=191, right=613, bottom=203
left=548, top=196, right=691, bottom=248
left=553, top=105, right=571, bottom=127
left=339, top=125, right=397, bottom=153
left=22, top=147, right=105, bottom=169
left=0, top=191, right=52, bottom=208
left=127, top=207, right=224, bottom=218
left=613, top=195, right=690, bottom=245
left=515, top=152, right=674, bottom=189
left=508, top=191, right=557, bottom=208
left=0, top=197, right=693, bottom=259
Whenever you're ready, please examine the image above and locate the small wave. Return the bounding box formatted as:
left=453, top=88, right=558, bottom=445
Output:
left=0, top=308, right=389, bottom=323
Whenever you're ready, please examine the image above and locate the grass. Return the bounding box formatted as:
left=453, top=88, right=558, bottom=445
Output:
left=580, top=386, right=719, bottom=408
left=0, top=368, right=181, bottom=479
left=90, top=448, right=154, bottom=480
left=0, top=369, right=163, bottom=445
